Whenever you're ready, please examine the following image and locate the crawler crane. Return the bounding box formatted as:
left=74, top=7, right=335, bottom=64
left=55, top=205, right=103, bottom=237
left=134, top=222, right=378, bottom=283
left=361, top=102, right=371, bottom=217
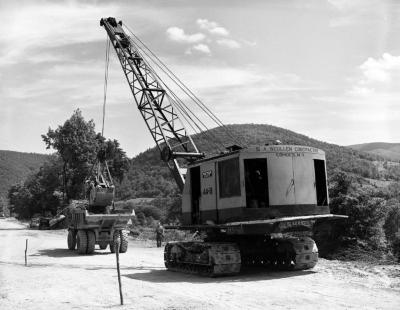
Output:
left=100, top=17, right=346, bottom=276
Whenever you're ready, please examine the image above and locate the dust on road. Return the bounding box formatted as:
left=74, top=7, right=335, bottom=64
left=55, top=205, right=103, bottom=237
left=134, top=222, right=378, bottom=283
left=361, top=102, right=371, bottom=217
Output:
left=1, top=218, right=399, bottom=310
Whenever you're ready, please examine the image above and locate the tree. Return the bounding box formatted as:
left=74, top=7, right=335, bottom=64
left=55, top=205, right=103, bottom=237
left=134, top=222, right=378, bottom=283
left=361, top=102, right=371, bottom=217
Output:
left=7, top=157, right=63, bottom=219
left=384, top=201, right=400, bottom=259
left=0, top=196, right=8, bottom=216
left=8, top=183, right=32, bottom=218
left=42, top=109, right=129, bottom=201
left=96, top=136, right=129, bottom=183
left=42, top=110, right=98, bottom=201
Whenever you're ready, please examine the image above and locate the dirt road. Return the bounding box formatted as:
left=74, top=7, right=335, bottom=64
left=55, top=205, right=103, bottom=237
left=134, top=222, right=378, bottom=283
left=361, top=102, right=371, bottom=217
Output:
left=1, top=218, right=399, bottom=310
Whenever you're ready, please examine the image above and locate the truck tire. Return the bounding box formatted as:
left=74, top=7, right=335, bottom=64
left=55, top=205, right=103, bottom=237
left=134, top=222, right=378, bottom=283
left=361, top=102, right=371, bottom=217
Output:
left=67, top=229, right=77, bottom=250
left=86, top=230, right=96, bottom=254
left=77, top=230, right=88, bottom=254
left=119, top=230, right=128, bottom=253
left=110, top=230, right=121, bottom=253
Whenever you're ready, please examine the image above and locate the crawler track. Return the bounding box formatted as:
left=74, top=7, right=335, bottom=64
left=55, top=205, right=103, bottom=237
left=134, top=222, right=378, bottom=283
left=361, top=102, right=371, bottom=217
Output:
left=241, top=237, right=318, bottom=271
left=165, top=237, right=317, bottom=276
left=164, top=242, right=241, bottom=277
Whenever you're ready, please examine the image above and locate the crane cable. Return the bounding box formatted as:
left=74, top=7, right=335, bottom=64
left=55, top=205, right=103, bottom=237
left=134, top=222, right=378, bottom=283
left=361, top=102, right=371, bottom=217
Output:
left=124, top=25, right=244, bottom=148
left=102, top=37, right=111, bottom=137
left=126, top=30, right=224, bottom=140
left=126, top=35, right=227, bottom=152
left=99, top=37, right=113, bottom=186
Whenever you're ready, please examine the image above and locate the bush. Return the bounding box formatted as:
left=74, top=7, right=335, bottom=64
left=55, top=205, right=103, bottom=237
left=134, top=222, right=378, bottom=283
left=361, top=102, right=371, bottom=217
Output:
left=321, top=170, right=396, bottom=259
left=384, top=202, right=400, bottom=260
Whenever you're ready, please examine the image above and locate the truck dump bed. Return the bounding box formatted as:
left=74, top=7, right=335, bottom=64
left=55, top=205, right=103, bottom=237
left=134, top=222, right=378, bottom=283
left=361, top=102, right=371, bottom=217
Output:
left=69, top=209, right=133, bottom=230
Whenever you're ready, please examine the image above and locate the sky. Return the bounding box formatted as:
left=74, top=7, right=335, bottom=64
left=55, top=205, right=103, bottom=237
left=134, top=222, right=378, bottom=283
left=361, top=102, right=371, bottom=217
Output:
left=0, top=0, right=399, bottom=157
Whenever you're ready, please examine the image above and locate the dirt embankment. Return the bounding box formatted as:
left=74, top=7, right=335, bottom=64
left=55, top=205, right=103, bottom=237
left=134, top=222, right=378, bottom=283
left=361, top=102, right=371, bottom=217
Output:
left=1, top=218, right=399, bottom=310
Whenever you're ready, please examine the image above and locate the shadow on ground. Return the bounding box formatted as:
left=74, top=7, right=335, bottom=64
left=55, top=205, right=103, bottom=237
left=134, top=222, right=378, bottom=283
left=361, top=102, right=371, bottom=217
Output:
left=123, top=266, right=316, bottom=283
left=32, top=248, right=111, bottom=258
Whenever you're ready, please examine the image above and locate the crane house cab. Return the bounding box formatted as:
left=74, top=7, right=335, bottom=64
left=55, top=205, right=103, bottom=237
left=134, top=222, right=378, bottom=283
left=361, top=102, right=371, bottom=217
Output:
left=181, top=145, right=330, bottom=225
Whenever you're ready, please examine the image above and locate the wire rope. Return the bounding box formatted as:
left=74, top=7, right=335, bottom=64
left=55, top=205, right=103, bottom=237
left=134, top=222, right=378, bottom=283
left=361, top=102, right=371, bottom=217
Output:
left=127, top=37, right=227, bottom=152
left=102, top=38, right=111, bottom=137
left=127, top=38, right=226, bottom=152
left=124, top=25, right=244, bottom=147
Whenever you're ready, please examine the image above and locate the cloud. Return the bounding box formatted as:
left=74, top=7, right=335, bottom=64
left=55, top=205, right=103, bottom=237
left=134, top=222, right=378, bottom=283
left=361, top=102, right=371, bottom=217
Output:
left=359, top=53, right=400, bottom=83
left=167, top=19, right=242, bottom=54
left=217, top=38, right=241, bottom=49
left=172, top=64, right=312, bottom=95
left=311, top=53, right=400, bottom=144
left=196, top=19, right=229, bottom=36
left=0, top=1, right=119, bottom=66
left=166, top=27, right=205, bottom=43
left=348, top=53, right=400, bottom=96
left=328, top=0, right=385, bottom=28
left=327, top=0, right=366, bottom=11
left=186, top=44, right=211, bottom=55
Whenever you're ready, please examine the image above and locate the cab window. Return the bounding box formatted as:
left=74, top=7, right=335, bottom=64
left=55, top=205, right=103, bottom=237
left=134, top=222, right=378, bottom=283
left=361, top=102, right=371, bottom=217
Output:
left=218, top=158, right=240, bottom=198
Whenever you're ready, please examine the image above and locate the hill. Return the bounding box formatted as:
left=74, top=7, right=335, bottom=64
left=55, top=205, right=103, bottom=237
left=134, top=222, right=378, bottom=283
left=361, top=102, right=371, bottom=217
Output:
left=116, top=124, right=399, bottom=200
left=348, top=142, right=400, bottom=161
left=0, top=150, right=50, bottom=199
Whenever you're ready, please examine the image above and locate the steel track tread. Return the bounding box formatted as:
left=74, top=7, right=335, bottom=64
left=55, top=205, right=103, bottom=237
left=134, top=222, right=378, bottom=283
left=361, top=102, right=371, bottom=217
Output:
left=286, top=237, right=318, bottom=270
left=240, top=237, right=318, bottom=271
left=164, top=241, right=241, bottom=277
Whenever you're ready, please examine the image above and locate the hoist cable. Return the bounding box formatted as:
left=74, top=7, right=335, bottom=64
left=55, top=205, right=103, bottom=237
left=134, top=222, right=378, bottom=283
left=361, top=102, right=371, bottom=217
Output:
left=98, top=37, right=112, bottom=184
left=127, top=37, right=227, bottom=152
left=102, top=38, right=111, bottom=137
left=124, top=25, right=243, bottom=147
left=127, top=38, right=226, bottom=152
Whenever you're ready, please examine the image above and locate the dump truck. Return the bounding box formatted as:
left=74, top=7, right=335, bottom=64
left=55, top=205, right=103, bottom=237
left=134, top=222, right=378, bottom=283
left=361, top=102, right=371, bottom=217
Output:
left=67, top=162, right=134, bottom=254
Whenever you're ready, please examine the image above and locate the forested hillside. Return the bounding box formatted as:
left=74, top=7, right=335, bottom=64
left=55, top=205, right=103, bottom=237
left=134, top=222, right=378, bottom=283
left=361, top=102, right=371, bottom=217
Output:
left=0, top=150, right=50, bottom=199
left=348, top=142, right=400, bottom=161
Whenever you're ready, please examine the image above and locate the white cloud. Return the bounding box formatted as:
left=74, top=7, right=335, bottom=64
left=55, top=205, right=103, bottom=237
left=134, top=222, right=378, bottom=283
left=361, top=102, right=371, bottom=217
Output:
left=186, top=44, right=211, bottom=55
left=172, top=64, right=311, bottom=94
left=243, top=40, right=257, bottom=47
left=327, top=0, right=366, bottom=11
left=359, top=53, right=400, bottom=83
left=166, top=27, right=205, bottom=43
left=348, top=53, right=400, bottom=95
left=196, top=19, right=229, bottom=36
left=0, top=2, right=119, bottom=66
left=349, top=86, right=374, bottom=97
left=217, top=38, right=241, bottom=49
left=312, top=53, right=400, bottom=144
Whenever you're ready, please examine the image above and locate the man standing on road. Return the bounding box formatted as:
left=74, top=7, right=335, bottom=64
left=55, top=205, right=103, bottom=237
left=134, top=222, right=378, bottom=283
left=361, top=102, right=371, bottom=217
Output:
left=156, top=222, right=164, bottom=247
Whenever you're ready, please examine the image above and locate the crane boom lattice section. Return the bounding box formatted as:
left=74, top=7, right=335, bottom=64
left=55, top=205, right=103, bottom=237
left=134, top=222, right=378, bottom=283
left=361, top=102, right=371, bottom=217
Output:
left=100, top=18, right=203, bottom=160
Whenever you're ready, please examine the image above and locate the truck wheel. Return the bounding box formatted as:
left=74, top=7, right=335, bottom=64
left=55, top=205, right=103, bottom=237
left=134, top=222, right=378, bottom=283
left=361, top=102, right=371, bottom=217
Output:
left=110, top=230, right=121, bottom=253
left=86, top=230, right=96, bottom=254
left=77, top=230, right=88, bottom=254
left=119, top=230, right=128, bottom=253
left=67, top=230, right=77, bottom=250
